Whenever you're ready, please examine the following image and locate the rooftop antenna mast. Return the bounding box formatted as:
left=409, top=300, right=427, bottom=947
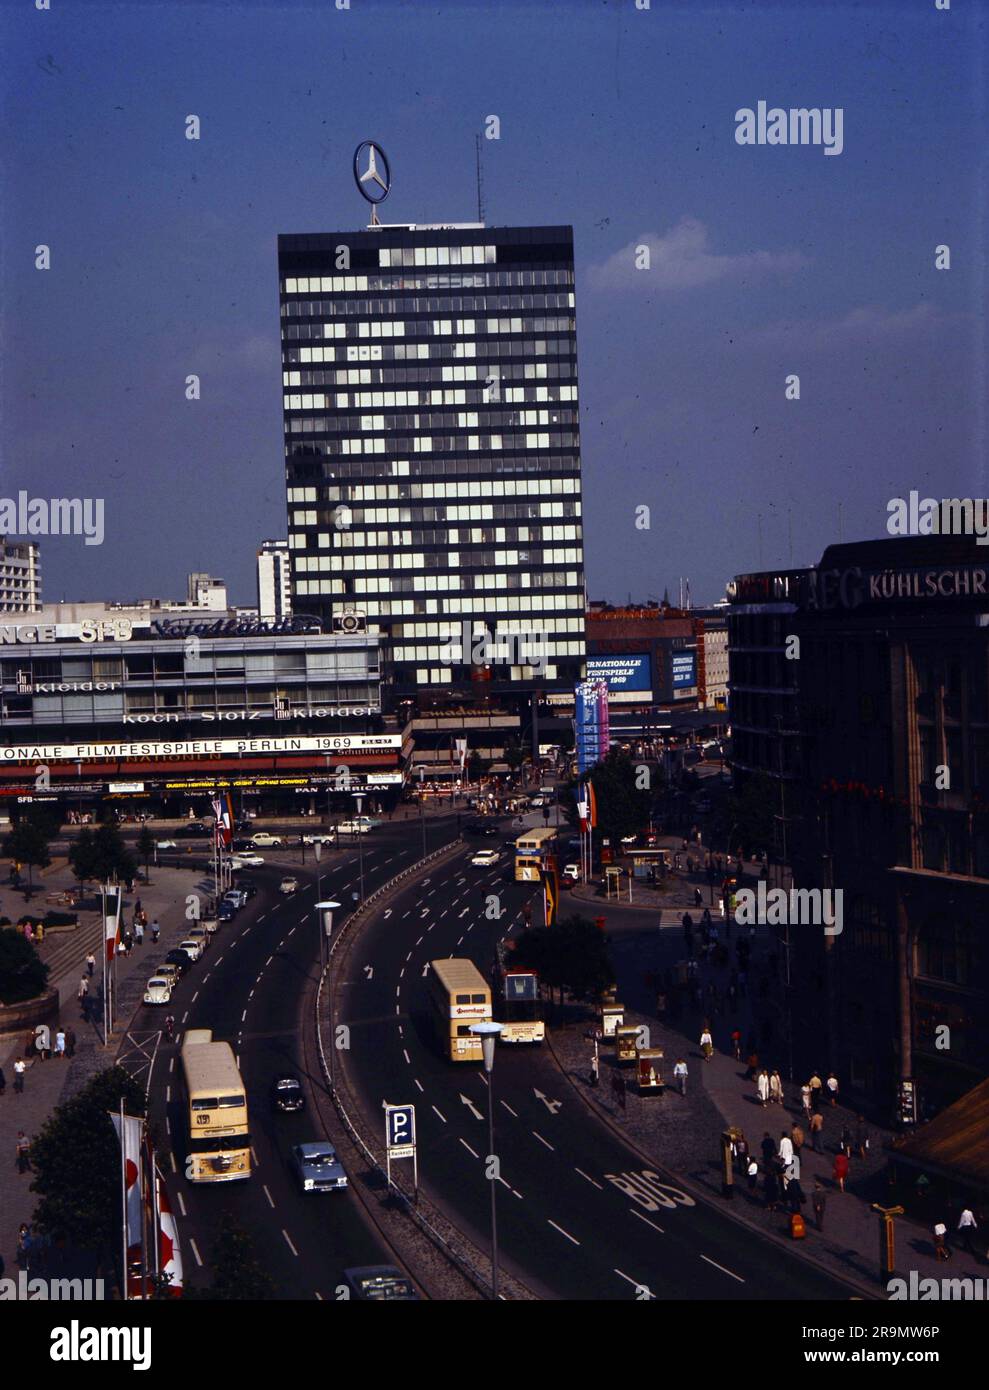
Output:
left=475, top=134, right=486, bottom=224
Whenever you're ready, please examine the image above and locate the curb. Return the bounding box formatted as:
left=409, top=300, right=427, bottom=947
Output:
left=542, top=1026, right=880, bottom=1302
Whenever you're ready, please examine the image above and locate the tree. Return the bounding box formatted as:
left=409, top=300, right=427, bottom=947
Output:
left=0, top=927, right=49, bottom=1003
left=195, top=1224, right=275, bottom=1301
left=715, top=771, right=777, bottom=860
left=30, top=1065, right=147, bottom=1253
left=511, top=914, right=614, bottom=1006
left=3, top=820, right=53, bottom=897
left=90, top=823, right=138, bottom=885
left=575, top=746, right=652, bottom=847
left=136, top=825, right=156, bottom=884
left=68, top=827, right=100, bottom=895
left=503, top=737, right=526, bottom=781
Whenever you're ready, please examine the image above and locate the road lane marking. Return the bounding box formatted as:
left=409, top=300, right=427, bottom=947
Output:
left=548, top=1219, right=580, bottom=1246
left=165, top=1086, right=171, bottom=1103
left=283, top=1230, right=299, bottom=1257
left=266, top=955, right=274, bottom=967
left=575, top=1167, right=603, bottom=1190
left=500, top=1100, right=518, bottom=1118
left=403, top=1049, right=411, bottom=1064
left=614, top=1268, right=654, bottom=1297
left=632, top=1209, right=666, bottom=1236
left=169, top=1057, right=174, bottom=1073
left=314, top=1290, right=323, bottom=1300
left=263, top=1185, right=275, bottom=1209
left=176, top=1191, right=186, bottom=1217
left=459, top=1138, right=480, bottom=1159
left=169, top=1151, right=177, bottom=1174
left=415, top=935, right=423, bottom=945
left=414, top=1079, right=424, bottom=1092
left=431, top=1105, right=447, bottom=1122
left=251, top=1147, right=258, bottom=1165
left=458, top=909, right=469, bottom=919
left=189, top=1238, right=203, bottom=1268
left=700, top=1254, right=745, bottom=1283
left=241, top=1010, right=248, bottom=1021
left=532, top=1130, right=555, bottom=1152
left=405, top=951, right=413, bottom=962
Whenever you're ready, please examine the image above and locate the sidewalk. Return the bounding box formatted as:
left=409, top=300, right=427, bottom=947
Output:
left=0, top=858, right=213, bottom=1279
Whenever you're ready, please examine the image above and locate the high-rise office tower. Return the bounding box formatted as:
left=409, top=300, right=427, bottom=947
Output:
left=277, top=222, right=585, bottom=703
left=257, top=539, right=293, bottom=620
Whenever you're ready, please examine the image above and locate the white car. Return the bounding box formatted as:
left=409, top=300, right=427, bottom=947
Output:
left=562, top=863, right=580, bottom=882
left=177, top=938, right=203, bottom=962
left=302, top=832, right=336, bottom=846
left=529, top=796, right=545, bottom=808
left=337, top=818, right=373, bottom=836
left=143, top=976, right=173, bottom=1006
left=248, top=832, right=282, bottom=848
left=279, top=876, right=299, bottom=894
left=231, top=853, right=264, bottom=869
left=155, top=839, right=177, bottom=851
left=470, top=848, right=500, bottom=868
left=185, top=926, right=209, bottom=951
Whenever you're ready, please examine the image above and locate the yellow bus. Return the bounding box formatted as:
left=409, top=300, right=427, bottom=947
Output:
left=427, top=958, right=492, bottom=1062
left=514, top=827, right=558, bottom=882
left=180, top=1029, right=251, bottom=1182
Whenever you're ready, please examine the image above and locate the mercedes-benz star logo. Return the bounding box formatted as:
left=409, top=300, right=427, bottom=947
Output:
left=353, top=141, right=391, bottom=205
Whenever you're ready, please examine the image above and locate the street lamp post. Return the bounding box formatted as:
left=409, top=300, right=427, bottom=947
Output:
left=352, top=792, right=366, bottom=903
left=417, top=765, right=427, bottom=861
left=315, top=899, right=341, bottom=1086
left=470, top=1020, right=504, bottom=1299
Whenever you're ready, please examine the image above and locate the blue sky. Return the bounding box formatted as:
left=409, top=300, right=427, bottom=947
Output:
left=1, top=0, right=985, bottom=606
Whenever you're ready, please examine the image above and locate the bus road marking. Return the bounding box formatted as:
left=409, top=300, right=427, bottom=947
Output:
left=615, top=1268, right=654, bottom=1298
left=459, top=1138, right=480, bottom=1159
left=700, top=1254, right=745, bottom=1284
left=431, top=1105, right=447, bottom=1123
left=632, top=1209, right=666, bottom=1236
left=176, top=1191, right=187, bottom=1217
left=283, top=1230, right=299, bottom=1257
left=548, top=1219, right=580, bottom=1246
left=532, top=1131, right=555, bottom=1152
left=500, top=1101, right=518, bottom=1118
left=263, top=1185, right=275, bottom=1209
left=575, top=1167, right=603, bottom=1190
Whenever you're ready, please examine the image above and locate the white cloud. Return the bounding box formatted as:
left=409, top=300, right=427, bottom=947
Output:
left=747, top=301, right=961, bottom=349
left=586, top=217, right=807, bottom=292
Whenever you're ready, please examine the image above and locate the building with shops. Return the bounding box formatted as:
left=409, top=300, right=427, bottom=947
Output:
left=0, top=542, right=41, bottom=613
left=727, top=537, right=989, bottom=1120
left=277, top=222, right=585, bottom=707
left=585, top=604, right=701, bottom=711
left=257, top=540, right=292, bottom=620
left=0, top=611, right=402, bottom=820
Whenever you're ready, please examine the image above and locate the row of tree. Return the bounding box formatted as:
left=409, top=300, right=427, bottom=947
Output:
left=1, top=807, right=152, bottom=898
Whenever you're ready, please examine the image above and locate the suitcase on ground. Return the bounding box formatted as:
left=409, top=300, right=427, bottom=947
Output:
left=790, top=1212, right=807, bottom=1240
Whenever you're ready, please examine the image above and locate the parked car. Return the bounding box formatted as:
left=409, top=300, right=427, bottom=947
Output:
left=301, top=832, right=336, bottom=846
left=143, top=976, right=173, bottom=1006
left=279, top=876, right=299, bottom=895
left=337, top=816, right=376, bottom=835
left=231, top=853, right=264, bottom=869
left=271, top=1075, right=305, bottom=1113
left=177, top=938, right=203, bottom=962
left=248, top=832, right=283, bottom=848
left=154, top=962, right=182, bottom=986
left=155, top=839, right=177, bottom=851
left=164, top=949, right=192, bottom=976
left=470, top=848, right=500, bottom=868
left=237, top=878, right=258, bottom=899
left=562, top=862, right=580, bottom=882
left=342, top=1266, right=420, bottom=1301
left=217, top=902, right=237, bottom=923
left=292, top=1142, right=348, bottom=1193
left=184, top=925, right=209, bottom=951
left=180, top=822, right=208, bottom=837
left=222, top=889, right=247, bottom=910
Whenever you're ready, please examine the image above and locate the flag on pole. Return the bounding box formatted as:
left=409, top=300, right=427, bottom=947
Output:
left=110, top=1110, right=144, bottom=1298
left=103, top=885, right=123, bottom=963
left=540, top=856, right=559, bottom=927
left=587, top=781, right=598, bottom=829
left=156, top=1165, right=184, bottom=1297
left=212, top=796, right=233, bottom=848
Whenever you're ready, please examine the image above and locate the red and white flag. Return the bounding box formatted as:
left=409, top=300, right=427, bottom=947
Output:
left=157, top=1169, right=184, bottom=1297
left=110, top=1110, right=144, bottom=1296
left=212, top=795, right=233, bottom=848
left=103, top=885, right=123, bottom=963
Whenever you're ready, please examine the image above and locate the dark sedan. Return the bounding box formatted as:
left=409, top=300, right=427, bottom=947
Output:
left=271, top=1075, right=305, bottom=1113
left=164, top=948, right=192, bottom=976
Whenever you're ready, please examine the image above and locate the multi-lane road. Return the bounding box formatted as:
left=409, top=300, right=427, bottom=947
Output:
left=133, top=817, right=853, bottom=1299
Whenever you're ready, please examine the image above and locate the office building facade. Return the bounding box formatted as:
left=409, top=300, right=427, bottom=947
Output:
left=257, top=539, right=293, bottom=620
left=277, top=224, right=585, bottom=704
left=0, top=542, right=41, bottom=613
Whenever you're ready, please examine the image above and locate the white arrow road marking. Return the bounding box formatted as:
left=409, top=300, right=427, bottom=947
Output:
left=700, top=1254, right=745, bottom=1283
left=460, top=1094, right=483, bottom=1121
left=534, top=1089, right=562, bottom=1114
left=631, top=1209, right=666, bottom=1236
left=548, top=1219, right=580, bottom=1246
left=421, top=964, right=430, bottom=977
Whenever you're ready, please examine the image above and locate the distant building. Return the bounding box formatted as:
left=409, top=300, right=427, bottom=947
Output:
left=257, top=540, right=292, bottom=621
left=585, top=603, right=700, bottom=710
left=0, top=542, right=41, bottom=613
left=186, top=573, right=227, bottom=611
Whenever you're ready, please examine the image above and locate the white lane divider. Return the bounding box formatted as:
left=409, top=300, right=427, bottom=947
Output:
left=431, top=1105, right=447, bottom=1123
left=263, top=1185, right=275, bottom=1209
left=614, top=1268, right=654, bottom=1298
left=283, top=1230, right=299, bottom=1257
left=176, top=1190, right=187, bottom=1217
left=500, top=1100, right=518, bottom=1118
left=403, top=1049, right=411, bottom=1064
left=414, top=1078, right=424, bottom=1092
left=459, top=1138, right=480, bottom=1159
left=532, top=1131, right=555, bottom=1152
left=632, top=1209, right=666, bottom=1236
left=699, top=1254, right=745, bottom=1283
left=189, top=1238, right=204, bottom=1268
left=575, top=1167, right=603, bottom=1191
left=548, top=1219, right=580, bottom=1246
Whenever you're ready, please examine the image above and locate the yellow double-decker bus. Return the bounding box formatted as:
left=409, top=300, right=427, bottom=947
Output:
left=426, top=958, right=492, bottom=1062
left=514, top=827, right=558, bottom=882
left=180, top=1029, right=251, bottom=1182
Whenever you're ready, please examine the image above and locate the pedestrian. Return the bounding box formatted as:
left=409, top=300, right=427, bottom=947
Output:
left=699, top=1025, right=714, bottom=1061
left=778, top=1131, right=794, bottom=1169
left=746, top=1158, right=759, bottom=1193
left=78, top=976, right=89, bottom=1012
left=763, top=1167, right=780, bottom=1212
left=151, top=919, right=160, bottom=943
left=812, top=1179, right=826, bottom=1231
left=134, top=921, right=144, bottom=946
left=756, top=1068, right=770, bottom=1107
left=65, top=1028, right=76, bottom=1059
left=809, top=1071, right=823, bottom=1111
left=733, top=1132, right=749, bottom=1171
left=86, top=952, right=95, bottom=977
left=826, top=1071, right=840, bottom=1107
left=787, top=1177, right=806, bottom=1214
left=589, top=1051, right=599, bottom=1088
left=853, top=1114, right=869, bottom=1159
left=810, top=1109, right=824, bottom=1153
left=730, top=1028, right=742, bottom=1061
left=54, top=1029, right=66, bottom=1059
left=13, top=1058, right=25, bottom=1093
left=15, top=1130, right=31, bottom=1173
left=35, top=1029, right=48, bottom=1062
left=933, top=1220, right=951, bottom=1262
left=769, top=1069, right=784, bottom=1106
left=800, top=1083, right=812, bottom=1122
left=832, top=1151, right=849, bottom=1193
left=16, top=1224, right=30, bottom=1270
left=957, top=1208, right=978, bottom=1256
left=840, top=1122, right=853, bottom=1157
left=674, top=1058, right=688, bottom=1096
left=791, top=1122, right=805, bottom=1155
left=745, top=1050, right=759, bottom=1081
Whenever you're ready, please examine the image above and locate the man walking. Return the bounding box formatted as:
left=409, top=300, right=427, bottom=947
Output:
left=54, top=1029, right=66, bottom=1060
left=78, top=976, right=90, bottom=1015
left=134, top=920, right=144, bottom=946
left=957, top=1207, right=978, bottom=1256
left=85, top=952, right=95, bottom=978
left=810, top=1109, right=824, bottom=1153
left=15, top=1131, right=31, bottom=1173
left=812, top=1180, right=827, bottom=1232
left=151, top=919, right=160, bottom=943
left=65, top=1027, right=77, bottom=1059
left=13, top=1058, right=26, bottom=1093
left=674, top=1058, right=688, bottom=1096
